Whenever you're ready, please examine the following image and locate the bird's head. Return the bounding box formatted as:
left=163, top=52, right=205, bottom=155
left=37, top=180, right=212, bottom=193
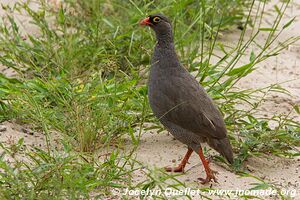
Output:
left=140, top=14, right=172, bottom=39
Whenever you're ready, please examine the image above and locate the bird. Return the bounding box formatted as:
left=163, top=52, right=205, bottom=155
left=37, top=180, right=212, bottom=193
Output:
left=140, top=14, right=234, bottom=184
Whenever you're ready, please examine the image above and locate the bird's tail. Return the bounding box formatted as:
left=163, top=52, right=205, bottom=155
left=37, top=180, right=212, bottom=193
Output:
left=208, top=137, right=234, bottom=164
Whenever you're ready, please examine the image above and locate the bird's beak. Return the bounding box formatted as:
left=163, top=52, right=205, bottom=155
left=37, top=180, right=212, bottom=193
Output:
left=140, top=17, right=151, bottom=26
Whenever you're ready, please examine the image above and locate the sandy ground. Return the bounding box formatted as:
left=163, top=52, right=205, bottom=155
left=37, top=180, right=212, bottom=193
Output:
left=0, top=0, right=299, bottom=199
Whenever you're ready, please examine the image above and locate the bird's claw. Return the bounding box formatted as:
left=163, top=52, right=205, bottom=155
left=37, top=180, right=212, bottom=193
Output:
left=198, top=174, right=218, bottom=184
left=164, top=165, right=184, bottom=173
left=198, top=170, right=218, bottom=184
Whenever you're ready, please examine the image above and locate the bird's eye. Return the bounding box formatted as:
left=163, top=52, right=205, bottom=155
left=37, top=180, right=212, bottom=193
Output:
left=153, top=17, right=161, bottom=23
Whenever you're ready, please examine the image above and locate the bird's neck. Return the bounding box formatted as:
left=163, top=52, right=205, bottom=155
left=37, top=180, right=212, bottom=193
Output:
left=153, top=39, right=180, bottom=69
left=155, top=31, right=174, bottom=49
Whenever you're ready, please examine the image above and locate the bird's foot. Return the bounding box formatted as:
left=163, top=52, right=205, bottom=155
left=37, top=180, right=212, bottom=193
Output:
left=198, top=169, right=218, bottom=184
left=165, top=148, right=193, bottom=173
left=165, top=165, right=184, bottom=173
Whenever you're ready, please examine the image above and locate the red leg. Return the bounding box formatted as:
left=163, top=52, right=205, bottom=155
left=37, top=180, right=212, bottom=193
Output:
left=165, top=148, right=193, bottom=172
left=198, top=147, right=218, bottom=184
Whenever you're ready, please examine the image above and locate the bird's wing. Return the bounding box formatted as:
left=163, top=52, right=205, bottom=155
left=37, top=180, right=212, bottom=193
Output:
left=160, top=72, right=227, bottom=139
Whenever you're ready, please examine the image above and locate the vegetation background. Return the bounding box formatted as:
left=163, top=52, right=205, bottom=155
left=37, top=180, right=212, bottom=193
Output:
left=0, top=0, right=299, bottom=199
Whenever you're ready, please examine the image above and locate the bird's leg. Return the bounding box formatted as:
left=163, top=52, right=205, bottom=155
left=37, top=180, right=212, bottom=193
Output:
left=197, top=147, right=218, bottom=184
left=165, top=148, right=193, bottom=173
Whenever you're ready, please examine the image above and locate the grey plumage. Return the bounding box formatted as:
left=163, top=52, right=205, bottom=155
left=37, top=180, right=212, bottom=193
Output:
left=142, top=13, right=233, bottom=169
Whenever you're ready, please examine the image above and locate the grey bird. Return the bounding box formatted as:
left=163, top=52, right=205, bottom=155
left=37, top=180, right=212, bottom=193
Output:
left=140, top=14, right=234, bottom=184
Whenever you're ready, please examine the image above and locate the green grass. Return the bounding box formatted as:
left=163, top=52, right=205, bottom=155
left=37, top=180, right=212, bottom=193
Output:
left=0, top=0, right=299, bottom=199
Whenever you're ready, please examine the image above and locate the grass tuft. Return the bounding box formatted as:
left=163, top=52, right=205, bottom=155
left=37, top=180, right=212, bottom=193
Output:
left=0, top=0, right=299, bottom=199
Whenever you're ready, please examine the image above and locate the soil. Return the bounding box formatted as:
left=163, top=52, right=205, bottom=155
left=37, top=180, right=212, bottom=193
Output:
left=0, top=0, right=299, bottom=199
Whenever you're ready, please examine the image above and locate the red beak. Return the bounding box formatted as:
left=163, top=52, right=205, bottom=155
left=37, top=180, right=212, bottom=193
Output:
left=140, top=17, right=151, bottom=26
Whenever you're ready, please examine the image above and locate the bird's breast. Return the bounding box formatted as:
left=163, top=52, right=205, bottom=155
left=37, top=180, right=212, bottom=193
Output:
left=148, top=68, right=183, bottom=119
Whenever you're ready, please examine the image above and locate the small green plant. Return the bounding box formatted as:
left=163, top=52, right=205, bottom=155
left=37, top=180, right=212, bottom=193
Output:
left=0, top=0, right=299, bottom=199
